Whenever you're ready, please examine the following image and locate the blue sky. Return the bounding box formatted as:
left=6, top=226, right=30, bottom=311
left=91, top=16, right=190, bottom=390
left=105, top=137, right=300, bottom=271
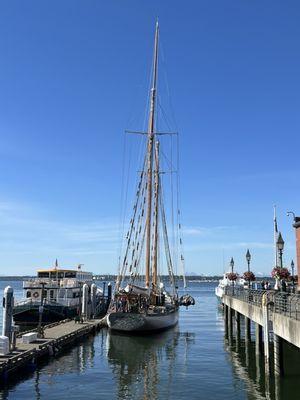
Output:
left=0, top=1, right=299, bottom=276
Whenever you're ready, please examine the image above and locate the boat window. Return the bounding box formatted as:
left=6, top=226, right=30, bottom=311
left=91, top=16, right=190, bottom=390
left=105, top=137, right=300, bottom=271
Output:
left=65, top=272, right=76, bottom=278
left=50, top=290, right=54, bottom=299
left=58, top=272, right=64, bottom=278
left=38, top=272, right=49, bottom=278
left=26, top=291, right=31, bottom=298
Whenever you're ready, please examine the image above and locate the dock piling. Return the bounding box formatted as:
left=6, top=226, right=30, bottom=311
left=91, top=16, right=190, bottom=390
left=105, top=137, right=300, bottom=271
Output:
left=235, top=311, right=241, bottom=338
left=91, top=283, right=97, bottom=317
left=274, top=334, right=284, bottom=376
left=228, top=306, right=233, bottom=336
left=82, top=283, right=89, bottom=321
left=2, top=286, right=14, bottom=346
left=244, top=316, right=251, bottom=342
left=107, top=282, right=112, bottom=301
left=262, top=300, right=270, bottom=374
left=255, top=323, right=262, bottom=355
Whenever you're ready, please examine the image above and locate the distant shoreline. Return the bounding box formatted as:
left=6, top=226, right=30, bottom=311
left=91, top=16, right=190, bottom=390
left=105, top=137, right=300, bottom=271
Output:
left=0, top=275, right=273, bottom=282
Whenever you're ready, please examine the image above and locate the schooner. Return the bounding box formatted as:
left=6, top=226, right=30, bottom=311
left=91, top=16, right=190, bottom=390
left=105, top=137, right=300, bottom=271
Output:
left=107, top=22, right=192, bottom=333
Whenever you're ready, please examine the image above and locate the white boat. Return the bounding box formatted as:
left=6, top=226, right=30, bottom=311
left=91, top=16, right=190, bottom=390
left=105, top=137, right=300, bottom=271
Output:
left=215, top=272, right=245, bottom=299
left=107, top=22, right=193, bottom=334
left=13, top=263, right=105, bottom=326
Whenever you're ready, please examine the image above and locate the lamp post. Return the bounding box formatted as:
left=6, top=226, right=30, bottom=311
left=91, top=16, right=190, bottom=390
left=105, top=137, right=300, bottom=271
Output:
left=246, top=249, right=251, bottom=273
left=246, top=249, right=251, bottom=289
left=229, top=257, right=234, bottom=293
left=37, top=282, right=45, bottom=338
left=230, top=257, right=234, bottom=273
left=291, top=259, right=295, bottom=293
left=277, top=232, right=284, bottom=269
left=291, top=259, right=295, bottom=276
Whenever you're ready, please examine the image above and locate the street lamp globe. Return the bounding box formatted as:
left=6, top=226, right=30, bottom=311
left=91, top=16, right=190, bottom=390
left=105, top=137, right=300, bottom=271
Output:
left=230, top=257, right=234, bottom=273
left=291, top=259, right=295, bottom=274
left=277, top=232, right=284, bottom=251
left=246, top=249, right=251, bottom=263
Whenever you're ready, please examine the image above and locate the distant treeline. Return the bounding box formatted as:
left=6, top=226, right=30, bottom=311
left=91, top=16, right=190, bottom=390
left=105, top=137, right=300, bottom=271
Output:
left=0, top=275, right=272, bottom=282
left=0, top=276, right=34, bottom=281
left=91, top=274, right=274, bottom=282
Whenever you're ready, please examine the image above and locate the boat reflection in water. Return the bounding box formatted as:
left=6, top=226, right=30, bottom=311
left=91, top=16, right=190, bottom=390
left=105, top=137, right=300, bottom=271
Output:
left=106, top=327, right=193, bottom=400
left=224, top=333, right=300, bottom=400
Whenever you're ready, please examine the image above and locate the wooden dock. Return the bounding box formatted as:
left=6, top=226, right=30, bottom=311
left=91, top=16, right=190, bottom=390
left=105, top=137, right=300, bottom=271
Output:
left=0, top=317, right=106, bottom=382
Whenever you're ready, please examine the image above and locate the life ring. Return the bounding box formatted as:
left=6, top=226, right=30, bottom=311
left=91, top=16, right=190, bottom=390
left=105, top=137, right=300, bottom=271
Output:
left=33, top=291, right=39, bottom=298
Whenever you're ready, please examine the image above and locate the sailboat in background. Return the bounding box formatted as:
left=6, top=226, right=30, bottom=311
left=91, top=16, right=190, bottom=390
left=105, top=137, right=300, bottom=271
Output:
left=107, top=22, right=193, bottom=333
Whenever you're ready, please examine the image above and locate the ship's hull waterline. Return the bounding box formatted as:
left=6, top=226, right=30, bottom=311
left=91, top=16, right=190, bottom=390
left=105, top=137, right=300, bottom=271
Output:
left=107, top=309, right=179, bottom=333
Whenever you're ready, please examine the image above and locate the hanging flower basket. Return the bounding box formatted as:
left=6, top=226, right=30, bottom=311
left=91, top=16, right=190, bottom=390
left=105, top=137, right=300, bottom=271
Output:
left=226, top=272, right=238, bottom=281
left=242, top=271, right=256, bottom=281
left=271, top=267, right=290, bottom=280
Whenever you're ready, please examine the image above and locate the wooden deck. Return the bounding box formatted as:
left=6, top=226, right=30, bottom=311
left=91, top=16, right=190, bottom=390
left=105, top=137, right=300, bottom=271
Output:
left=0, top=318, right=106, bottom=381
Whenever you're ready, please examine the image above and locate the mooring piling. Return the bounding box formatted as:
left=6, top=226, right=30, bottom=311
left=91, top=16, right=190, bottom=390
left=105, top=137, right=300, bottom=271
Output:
left=2, top=286, right=14, bottom=347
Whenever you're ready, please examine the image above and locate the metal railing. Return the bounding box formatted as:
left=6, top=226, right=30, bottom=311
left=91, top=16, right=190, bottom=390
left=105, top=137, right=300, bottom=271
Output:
left=224, top=286, right=300, bottom=321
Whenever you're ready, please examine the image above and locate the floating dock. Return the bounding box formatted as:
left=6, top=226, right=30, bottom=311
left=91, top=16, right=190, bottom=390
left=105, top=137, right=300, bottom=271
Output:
left=0, top=317, right=106, bottom=383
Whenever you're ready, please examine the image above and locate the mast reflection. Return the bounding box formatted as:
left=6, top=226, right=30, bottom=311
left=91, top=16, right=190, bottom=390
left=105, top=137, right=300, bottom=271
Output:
left=106, top=328, right=181, bottom=400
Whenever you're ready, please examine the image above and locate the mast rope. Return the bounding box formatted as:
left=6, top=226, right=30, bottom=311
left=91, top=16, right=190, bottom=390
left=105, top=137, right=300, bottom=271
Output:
left=159, top=176, right=175, bottom=294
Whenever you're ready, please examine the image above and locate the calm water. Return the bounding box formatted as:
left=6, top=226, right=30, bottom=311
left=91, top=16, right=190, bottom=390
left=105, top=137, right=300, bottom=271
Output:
left=0, top=280, right=299, bottom=399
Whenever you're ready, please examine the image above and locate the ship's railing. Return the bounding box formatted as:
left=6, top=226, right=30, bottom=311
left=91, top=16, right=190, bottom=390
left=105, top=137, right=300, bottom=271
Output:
left=224, top=286, right=300, bottom=321
left=23, top=279, right=59, bottom=288
left=14, top=298, right=78, bottom=308
left=16, top=297, right=108, bottom=308
left=23, top=279, right=82, bottom=288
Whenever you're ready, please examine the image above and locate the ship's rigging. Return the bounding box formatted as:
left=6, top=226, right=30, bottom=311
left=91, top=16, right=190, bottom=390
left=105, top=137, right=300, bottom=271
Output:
left=115, top=22, right=186, bottom=294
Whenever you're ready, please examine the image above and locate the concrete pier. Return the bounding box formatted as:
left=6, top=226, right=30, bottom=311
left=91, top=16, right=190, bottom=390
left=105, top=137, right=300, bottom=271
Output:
left=222, top=287, right=300, bottom=378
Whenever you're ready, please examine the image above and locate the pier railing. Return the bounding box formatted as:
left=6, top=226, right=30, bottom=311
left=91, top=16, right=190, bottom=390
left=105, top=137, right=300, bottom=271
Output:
left=224, top=287, right=300, bottom=321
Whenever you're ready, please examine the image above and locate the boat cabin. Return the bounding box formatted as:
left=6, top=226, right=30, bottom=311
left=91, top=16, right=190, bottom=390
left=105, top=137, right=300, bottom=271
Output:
left=22, top=268, right=93, bottom=305
left=36, top=268, right=92, bottom=281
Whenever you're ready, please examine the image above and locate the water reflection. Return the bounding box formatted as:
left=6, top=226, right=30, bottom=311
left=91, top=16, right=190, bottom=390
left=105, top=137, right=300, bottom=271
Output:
left=0, top=335, right=98, bottom=398
left=224, top=333, right=300, bottom=400
left=225, top=337, right=268, bottom=400
left=106, top=328, right=193, bottom=400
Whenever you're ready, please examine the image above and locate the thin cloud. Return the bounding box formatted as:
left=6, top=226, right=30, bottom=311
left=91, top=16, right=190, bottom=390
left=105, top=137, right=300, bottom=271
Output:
left=0, top=199, right=120, bottom=255
left=182, top=225, right=236, bottom=237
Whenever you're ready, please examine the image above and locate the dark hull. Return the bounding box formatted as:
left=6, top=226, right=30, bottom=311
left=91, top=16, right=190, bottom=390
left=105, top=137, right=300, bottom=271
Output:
left=107, top=309, right=179, bottom=334
left=13, top=304, right=79, bottom=326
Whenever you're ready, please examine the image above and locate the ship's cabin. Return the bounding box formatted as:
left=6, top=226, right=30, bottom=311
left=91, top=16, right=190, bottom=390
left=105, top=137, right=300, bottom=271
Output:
left=22, top=268, right=93, bottom=305
left=37, top=269, right=93, bottom=281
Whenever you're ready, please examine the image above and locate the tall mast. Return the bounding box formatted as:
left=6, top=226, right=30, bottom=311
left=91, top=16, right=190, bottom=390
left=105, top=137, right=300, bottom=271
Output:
left=152, top=141, right=160, bottom=287
left=145, top=21, right=159, bottom=288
